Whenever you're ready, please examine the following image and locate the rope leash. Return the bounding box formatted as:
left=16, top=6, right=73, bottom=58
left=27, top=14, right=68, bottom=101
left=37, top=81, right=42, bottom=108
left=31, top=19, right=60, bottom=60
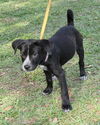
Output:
left=40, top=0, right=52, bottom=39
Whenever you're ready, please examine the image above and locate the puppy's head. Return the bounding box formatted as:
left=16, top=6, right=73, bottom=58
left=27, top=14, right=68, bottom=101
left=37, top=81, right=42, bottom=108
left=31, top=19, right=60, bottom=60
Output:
left=12, top=39, right=53, bottom=72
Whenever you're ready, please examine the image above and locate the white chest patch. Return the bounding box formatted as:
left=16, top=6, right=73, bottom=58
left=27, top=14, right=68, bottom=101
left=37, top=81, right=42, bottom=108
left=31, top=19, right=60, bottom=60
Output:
left=39, top=65, right=48, bottom=71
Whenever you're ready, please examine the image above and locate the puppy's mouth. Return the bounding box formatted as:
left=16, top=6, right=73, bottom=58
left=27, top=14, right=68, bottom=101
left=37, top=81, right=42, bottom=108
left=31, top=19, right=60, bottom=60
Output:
left=21, top=65, right=37, bottom=72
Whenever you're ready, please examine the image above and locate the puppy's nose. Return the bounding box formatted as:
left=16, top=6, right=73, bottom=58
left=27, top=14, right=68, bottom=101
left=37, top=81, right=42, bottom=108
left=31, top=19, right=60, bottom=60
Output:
left=24, top=65, right=30, bottom=70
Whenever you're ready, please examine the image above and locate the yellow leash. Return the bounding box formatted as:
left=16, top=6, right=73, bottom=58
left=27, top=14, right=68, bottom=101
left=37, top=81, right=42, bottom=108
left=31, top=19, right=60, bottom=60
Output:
left=40, top=0, right=52, bottom=39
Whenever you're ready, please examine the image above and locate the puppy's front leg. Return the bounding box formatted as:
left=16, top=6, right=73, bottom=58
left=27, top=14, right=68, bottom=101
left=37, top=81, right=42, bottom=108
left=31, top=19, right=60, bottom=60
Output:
left=52, top=65, right=72, bottom=111
left=43, top=70, right=53, bottom=95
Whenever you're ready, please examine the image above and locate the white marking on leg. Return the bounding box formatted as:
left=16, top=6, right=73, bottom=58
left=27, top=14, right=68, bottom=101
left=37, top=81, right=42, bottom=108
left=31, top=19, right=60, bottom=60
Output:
left=80, top=76, right=87, bottom=80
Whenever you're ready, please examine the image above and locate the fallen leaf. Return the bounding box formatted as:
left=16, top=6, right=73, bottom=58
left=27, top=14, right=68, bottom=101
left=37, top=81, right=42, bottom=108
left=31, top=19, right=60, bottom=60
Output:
left=52, top=117, right=58, bottom=123
left=5, top=117, right=14, bottom=122
left=29, top=82, right=34, bottom=85
left=0, top=72, right=6, bottom=77
left=4, top=106, right=13, bottom=111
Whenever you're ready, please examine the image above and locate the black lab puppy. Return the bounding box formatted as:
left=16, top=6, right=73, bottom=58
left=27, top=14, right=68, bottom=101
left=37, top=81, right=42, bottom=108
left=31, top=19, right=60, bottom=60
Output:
left=12, top=9, right=87, bottom=112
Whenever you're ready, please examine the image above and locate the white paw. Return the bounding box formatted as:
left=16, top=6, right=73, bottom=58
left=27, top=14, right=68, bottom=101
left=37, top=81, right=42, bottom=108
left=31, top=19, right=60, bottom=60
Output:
left=42, top=92, right=48, bottom=95
left=80, top=76, right=87, bottom=80
left=52, top=76, right=57, bottom=80
left=64, top=109, right=70, bottom=112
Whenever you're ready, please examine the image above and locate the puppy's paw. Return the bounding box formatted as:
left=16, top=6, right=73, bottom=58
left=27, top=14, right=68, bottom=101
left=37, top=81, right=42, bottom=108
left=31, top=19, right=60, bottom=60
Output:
left=52, top=76, right=57, bottom=81
left=80, top=75, right=87, bottom=80
left=62, top=104, right=72, bottom=112
left=43, top=87, right=53, bottom=95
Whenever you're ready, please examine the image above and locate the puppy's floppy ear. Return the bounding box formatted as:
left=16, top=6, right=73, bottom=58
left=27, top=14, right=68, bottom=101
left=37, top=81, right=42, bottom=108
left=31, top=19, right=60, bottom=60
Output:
left=12, top=39, right=25, bottom=54
left=39, top=39, right=53, bottom=55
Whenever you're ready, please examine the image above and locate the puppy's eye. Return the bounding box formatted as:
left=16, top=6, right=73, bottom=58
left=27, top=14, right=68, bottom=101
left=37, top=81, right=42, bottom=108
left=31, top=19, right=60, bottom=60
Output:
left=21, top=54, right=26, bottom=59
left=33, top=53, right=38, bottom=56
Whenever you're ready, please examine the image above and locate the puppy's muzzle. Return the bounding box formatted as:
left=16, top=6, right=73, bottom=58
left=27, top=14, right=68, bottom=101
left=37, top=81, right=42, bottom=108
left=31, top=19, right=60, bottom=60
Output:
left=24, top=65, right=31, bottom=70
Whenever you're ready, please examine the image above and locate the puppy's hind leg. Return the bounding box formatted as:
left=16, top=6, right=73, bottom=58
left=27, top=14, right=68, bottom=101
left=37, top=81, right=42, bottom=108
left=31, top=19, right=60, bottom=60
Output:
left=76, top=37, right=87, bottom=80
left=43, top=70, right=53, bottom=95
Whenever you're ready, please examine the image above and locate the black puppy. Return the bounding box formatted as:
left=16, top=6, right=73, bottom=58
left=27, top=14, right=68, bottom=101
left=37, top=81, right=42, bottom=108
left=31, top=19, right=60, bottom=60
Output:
left=12, top=9, right=87, bottom=112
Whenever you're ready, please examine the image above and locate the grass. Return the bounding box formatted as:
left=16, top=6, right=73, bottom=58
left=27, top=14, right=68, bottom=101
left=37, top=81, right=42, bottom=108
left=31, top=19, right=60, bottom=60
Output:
left=0, top=0, right=100, bottom=124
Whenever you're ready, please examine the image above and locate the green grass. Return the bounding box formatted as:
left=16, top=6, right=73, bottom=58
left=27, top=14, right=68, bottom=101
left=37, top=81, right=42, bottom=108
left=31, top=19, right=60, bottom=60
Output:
left=0, top=0, right=100, bottom=125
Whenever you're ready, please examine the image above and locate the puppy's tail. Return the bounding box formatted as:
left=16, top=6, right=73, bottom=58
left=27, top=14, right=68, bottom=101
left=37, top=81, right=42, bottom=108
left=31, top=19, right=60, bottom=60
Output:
left=67, top=9, right=74, bottom=26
